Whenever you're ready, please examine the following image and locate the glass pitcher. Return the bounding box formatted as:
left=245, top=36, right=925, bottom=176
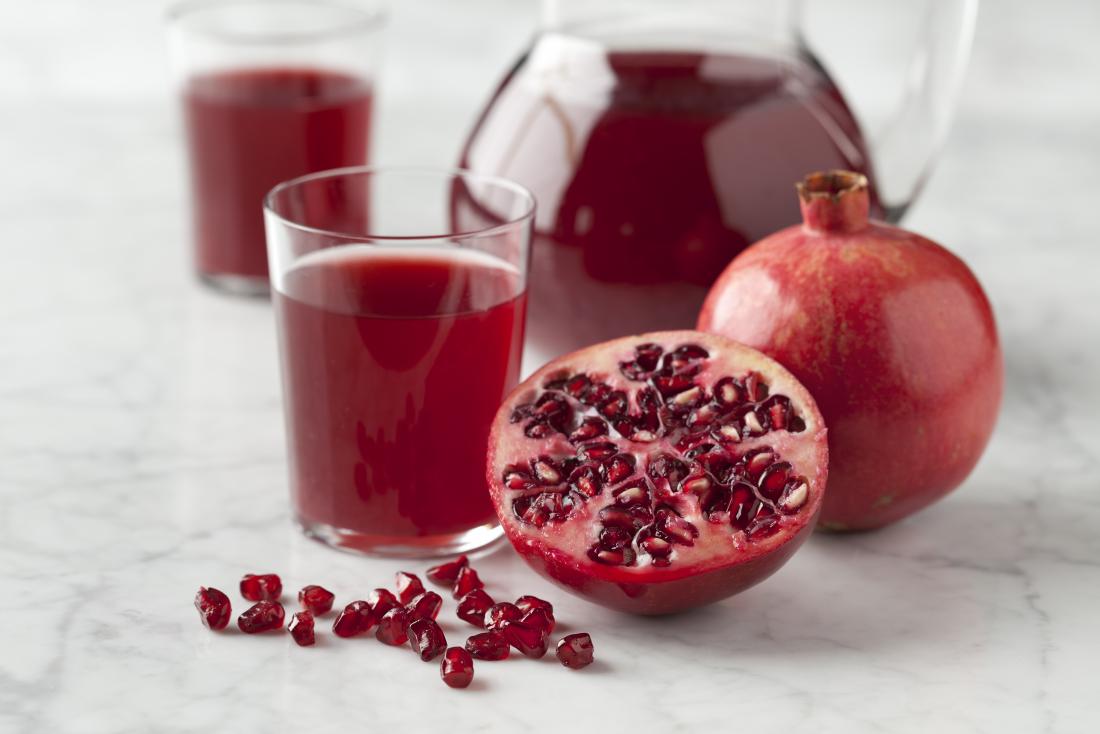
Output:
left=459, top=0, right=978, bottom=363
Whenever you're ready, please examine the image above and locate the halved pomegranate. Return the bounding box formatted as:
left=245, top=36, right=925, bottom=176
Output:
left=486, top=331, right=827, bottom=615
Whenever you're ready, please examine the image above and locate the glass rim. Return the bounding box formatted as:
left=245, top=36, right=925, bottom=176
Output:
left=264, top=165, right=538, bottom=243
left=166, top=0, right=387, bottom=46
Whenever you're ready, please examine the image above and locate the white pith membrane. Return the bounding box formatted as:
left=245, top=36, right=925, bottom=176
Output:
left=491, top=334, right=826, bottom=578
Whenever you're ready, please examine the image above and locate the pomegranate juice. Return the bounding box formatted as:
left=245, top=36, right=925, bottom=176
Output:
left=462, top=46, right=879, bottom=356
left=274, top=247, right=526, bottom=546
left=184, top=68, right=372, bottom=282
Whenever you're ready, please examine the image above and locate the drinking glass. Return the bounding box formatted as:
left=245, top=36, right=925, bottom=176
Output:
left=168, top=0, right=386, bottom=295
left=265, top=167, right=535, bottom=557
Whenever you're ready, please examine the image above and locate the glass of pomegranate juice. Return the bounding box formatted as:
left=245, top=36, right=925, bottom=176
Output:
left=265, top=167, right=535, bottom=556
left=168, top=0, right=385, bottom=295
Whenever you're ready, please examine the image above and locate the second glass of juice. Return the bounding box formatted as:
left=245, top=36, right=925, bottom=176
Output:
left=265, top=168, right=534, bottom=557
left=168, top=0, right=385, bottom=295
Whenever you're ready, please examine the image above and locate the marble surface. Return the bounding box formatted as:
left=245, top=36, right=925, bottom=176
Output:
left=2, top=0, right=1099, bottom=731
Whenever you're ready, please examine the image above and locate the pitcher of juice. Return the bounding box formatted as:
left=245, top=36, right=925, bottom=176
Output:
left=460, top=0, right=978, bottom=362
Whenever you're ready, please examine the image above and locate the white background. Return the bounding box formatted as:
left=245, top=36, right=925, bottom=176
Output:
left=1, top=0, right=1098, bottom=732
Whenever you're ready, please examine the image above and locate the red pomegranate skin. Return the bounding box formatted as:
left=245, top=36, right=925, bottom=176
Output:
left=698, top=171, right=1003, bottom=531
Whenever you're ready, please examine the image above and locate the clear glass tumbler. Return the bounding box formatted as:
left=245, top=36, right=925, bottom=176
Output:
left=265, top=167, right=535, bottom=557
left=167, top=0, right=386, bottom=295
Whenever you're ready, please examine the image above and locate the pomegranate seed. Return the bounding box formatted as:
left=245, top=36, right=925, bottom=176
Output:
left=579, top=441, right=617, bottom=462
left=288, top=611, right=315, bottom=647
left=520, top=607, right=555, bottom=635
left=742, top=409, right=765, bottom=435
left=465, top=632, right=510, bottom=660
left=332, top=601, right=374, bottom=637
left=714, top=377, right=742, bottom=406
left=298, top=585, right=335, bottom=615
left=375, top=607, right=410, bottom=646
left=745, top=449, right=775, bottom=479
left=533, top=458, right=561, bottom=484
left=406, top=591, right=443, bottom=622
left=556, top=633, right=594, bottom=669
left=656, top=509, right=699, bottom=545
left=483, top=602, right=522, bottom=631
left=569, top=417, right=608, bottom=443
left=237, top=601, right=285, bottom=634
left=779, top=479, right=809, bottom=513
left=440, top=647, right=475, bottom=689
left=641, top=535, right=672, bottom=557
left=452, top=566, right=484, bottom=599
left=730, top=482, right=760, bottom=529
left=759, top=462, right=792, bottom=501
left=500, top=621, right=550, bottom=659
left=407, top=617, right=448, bottom=661
left=425, top=555, right=469, bottom=586
left=194, top=587, right=232, bottom=631
left=569, top=464, right=602, bottom=497
left=394, top=572, right=425, bottom=605
left=597, top=390, right=628, bottom=418
left=239, top=574, right=281, bottom=602
left=744, top=372, right=768, bottom=402
left=456, top=589, right=494, bottom=627
left=514, top=595, right=553, bottom=617
left=603, top=454, right=635, bottom=484
left=368, top=588, right=401, bottom=617
left=682, top=474, right=711, bottom=495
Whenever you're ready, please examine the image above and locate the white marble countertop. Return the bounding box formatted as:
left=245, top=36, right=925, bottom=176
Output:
left=2, top=0, right=1098, bottom=731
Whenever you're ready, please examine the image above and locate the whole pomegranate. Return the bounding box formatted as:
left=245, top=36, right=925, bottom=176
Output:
left=486, top=331, right=828, bottom=615
left=698, top=171, right=1002, bottom=531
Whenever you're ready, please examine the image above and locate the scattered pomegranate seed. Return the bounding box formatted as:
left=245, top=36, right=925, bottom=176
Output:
left=556, top=633, right=594, bottom=669
left=406, top=591, right=443, bottom=622
left=456, top=589, right=494, bottom=628
left=368, top=588, right=401, bottom=617
left=440, top=647, right=475, bottom=689
left=376, top=607, right=410, bottom=646
left=452, top=566, right=484, bottom=599
left=500, top=621, right=549, bottom=659
left=520, top=607, right=554, bottom=635
left=298, top=585, right=335, bottom=615
left=483, top=602, right=522, bottom=631
left=237, top=601, right=285, bottom=634
left=395, top=572, right=425, bottom=605
left=515, top=596, right=555, bottom=631
left=407, top=617, right=448, bottom=662
left=239, top=574, right=282, bottom=602
left=465, top=632, right=510, bottom=661
left=332, top=601, right=374, bottom=638
left=288, top=611, right=315, bottom=647
left=194, top=587, right=232, bottom=631
left=425, top=555, right=469, bottom=586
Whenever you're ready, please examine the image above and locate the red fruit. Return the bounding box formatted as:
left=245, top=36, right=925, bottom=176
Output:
left=556, top=633, right=594, bottom=669
left=368, top=588, right=401, bottom=617
left=515, top=595, right=555, bottom=631
left=440, top=647, right=474, bottom=689
left=425, top=555, right=469, bottom=586
left=238, top=601, right=285, bottom=634
left=194, top=587, right=231, bottom=631
left=699, top=171, right=1002, bottom=531
left=288, top=611, right=315, bottom=646
left=395, top=572, right=425, bottom=605
left=487, top=331, right=828, bottom=614
left=406, top=617, right=448, bottom=662
left=376, top=607, right=410, bottom=646
left=456, top=589, right=494, bottom=628
left=332, top=601, right=374, bottom=638
left=406, top=591, right=443, bottom=622
left=239, top=574, right=282, bottom=602
left=500, top=621, right=549, bottom=659
left=483, top=602, right=522, bottom=631
left=465, top=632, right=510, bottom=660
left=520, top=607, right=554, bottom=635
left=298, top=585, right=335, bottom=615
left=451, top=566, right=484, bottom=599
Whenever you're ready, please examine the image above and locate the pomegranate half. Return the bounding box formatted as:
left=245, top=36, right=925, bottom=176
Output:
left=486, top=331, right=827, bottom=615
left=699, top=171, right=1003, bottom=531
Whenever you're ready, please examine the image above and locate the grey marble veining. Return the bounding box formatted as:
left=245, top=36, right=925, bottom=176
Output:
left=1, top=0, right=1098, bottom=731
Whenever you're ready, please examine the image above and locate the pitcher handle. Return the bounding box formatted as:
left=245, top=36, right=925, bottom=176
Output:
left=794, top=0, right=979, bottom=219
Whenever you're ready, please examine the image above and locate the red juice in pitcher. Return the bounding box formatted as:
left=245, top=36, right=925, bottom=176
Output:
left=183, top=68, right=372, bottom=284
left=462, top=44, right=880, bottom=357
left=274, top=246, right=526, bottom=549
